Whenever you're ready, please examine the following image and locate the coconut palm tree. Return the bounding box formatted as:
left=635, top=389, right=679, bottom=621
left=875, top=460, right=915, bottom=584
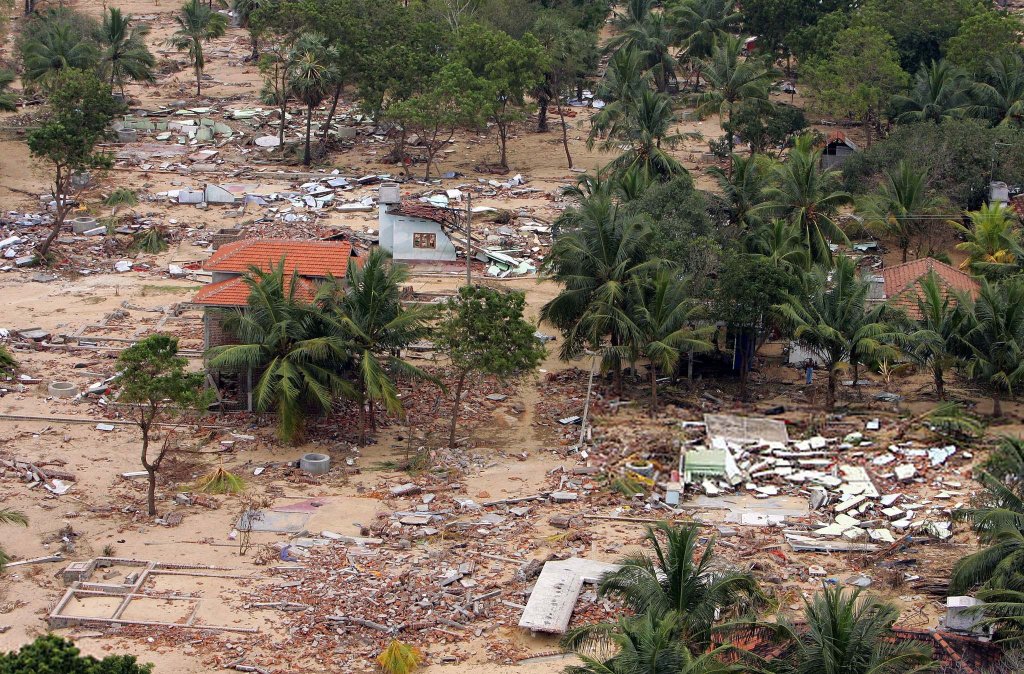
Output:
left=857, top=161, right=945, bottom=263
left=747, top=218, right=811, bottom=276
left=20, top=10, right=99, bottom=87
left=541, top=195, right=660, bottom=389
left=897, top=271, right=968, bottom=400
left=892, top=59, right=970, bottom=124
left=0, top=509, right=28, bottom=570
left=953, top=203, right=1022, bottom=278
left=167, top=0, right=228, bottom=97
left=671, top=0, right=740, bottom=88
left=564, top=610, right=751, bottom=674
left=591, top=46, right=653, bottom=135
left=755, top=134, right=852, bottom=264
left=774, top=256, right=899, bottom=408
left=693, top=36, right=773, bottom=169
left=99, top=8, right=155, bottom=94
left=951, top=469, right=1024, bottom=592
left=591, top=89, right=688, bottom=179
left=288, top=33, right=338, bottom=166
left=608, top=5, right=677, bottom=93
left=960, top=277, right=1024, bottom=417
left=626, top=271, right=713, bottom=414
left=984, top=436, right=1024, bottom=483
left=708, top=153, right=771, bottom=230
left=770, top=586, right=936, bottom=674
left=207, top=261, right=353, bottom=443
left=0, top=71, right=16, bottom=111
left=232, top=0, right=266, bottom=61
left=970, top=53, right=1024, bottom=127
left=572, top=522, right=763, bottom=653
left=317, top=249, right=436, bottom=443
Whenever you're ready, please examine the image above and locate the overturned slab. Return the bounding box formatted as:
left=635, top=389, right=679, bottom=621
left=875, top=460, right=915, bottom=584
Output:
left=518, top=557, right=620, bottom=634
left=704, top=413, right=789, bottom=444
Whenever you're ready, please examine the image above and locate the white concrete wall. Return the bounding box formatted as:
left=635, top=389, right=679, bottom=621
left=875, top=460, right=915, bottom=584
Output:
left=378, top=206, right=457, bottom=262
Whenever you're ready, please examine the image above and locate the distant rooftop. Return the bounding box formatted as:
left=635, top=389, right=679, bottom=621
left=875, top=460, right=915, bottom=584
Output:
left=202, top=239, right=354, bottom=278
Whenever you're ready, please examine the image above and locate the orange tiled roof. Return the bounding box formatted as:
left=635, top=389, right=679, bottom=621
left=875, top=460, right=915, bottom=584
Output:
left=192, top=276, right=318, bottom=307
left=203, top=239, right=353, bottom=278
left=882, top=258, right=980, bottom=319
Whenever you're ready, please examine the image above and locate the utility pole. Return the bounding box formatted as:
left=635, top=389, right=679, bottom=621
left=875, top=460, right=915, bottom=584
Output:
left=465, top=192, right=472, bottom=286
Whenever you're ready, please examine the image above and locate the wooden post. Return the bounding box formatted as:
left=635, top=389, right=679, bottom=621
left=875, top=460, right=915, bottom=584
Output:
left=465, top=193, right=472, bottom=286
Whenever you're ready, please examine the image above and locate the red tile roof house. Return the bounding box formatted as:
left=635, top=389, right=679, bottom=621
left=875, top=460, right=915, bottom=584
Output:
left=191, top=239, right=356, bottom=410
left=868, top=258, right=981, bottom=320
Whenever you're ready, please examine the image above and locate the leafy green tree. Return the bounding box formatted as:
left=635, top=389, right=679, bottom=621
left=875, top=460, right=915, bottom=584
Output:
left=208, top=263, right=353, bottom=444
left=756, top=135, right=852, bottom=263
left=591, top=89, right=687, bottom=179
left=386, top=64, right=492, bottom=179
left=98, top=8, right=155, bottom=94
left=960, top=277, right=1024, bottom=417
left=727, top=101, right=806, bottom=157
left=564, top=610, right=748, bottom=674
left=288, top=33, right=338, bottom=165
left=856, top=0, right=981, bottom=72
left=436, top=285, right=545, bottom=448
left=741, top=0, right=846, bottom=66
left=775, top=256, right=898, bottom=408
left=945, top=11, right=1023, bottom=77
left=0, top=509, right=27, bottom=570
left=693, top=35, right=773, bottom=168
left=27, top=68, right=125, bottom=261
left=892, top=59, right=970, bottom=125
left=857, top=161, right=945, bottom=263
left=541, top=195, right=657, bottom=387
left=768, top=586, right=936, bottom=674
left=626, top=271, right=712, bottom=414
left=802, top=25, right=908, bottom=147
left=566, top=522, right=762, bottom=654
left=457, top=25, right=547, bottom=169
left=897, top=271, right=968, bottom=400
left=0, top=634, right=152, bottom=674
left=18, top=9, right=99, bottom=87
left=971, top=54, right=1024, bottom=128
left=715, top=254, right=796, bottom=399
left=117, top=335, right=207, bottom=516
left=842, top=119, right=1024, bottom=210
left=232, top=0, right=268, bottom=60
left=318, top=249, right=436, bottom=443
left=167, top=0, right=228, bottom=96
left=953, top=203, right=1022, bottom=278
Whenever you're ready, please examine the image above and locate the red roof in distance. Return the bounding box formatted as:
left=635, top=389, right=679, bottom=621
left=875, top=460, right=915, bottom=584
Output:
left=203, top=239, right=354, bottom=278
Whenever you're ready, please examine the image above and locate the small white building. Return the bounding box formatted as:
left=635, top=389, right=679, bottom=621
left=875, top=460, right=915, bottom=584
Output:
left=377, top=183, right=459, bottom=262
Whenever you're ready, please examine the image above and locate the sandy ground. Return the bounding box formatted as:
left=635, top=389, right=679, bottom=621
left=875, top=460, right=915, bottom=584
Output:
left=0, top=1, right=1013, bottom=673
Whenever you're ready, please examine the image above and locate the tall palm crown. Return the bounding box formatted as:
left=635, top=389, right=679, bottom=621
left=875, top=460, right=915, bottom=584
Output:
left=959, top=277, right=1024, bottom=417
left=318, top=249, right=434, bottom=442
left=774, top=256, right=898, bottom=408
left=288, top=33, right=338, bottom=166
left=892, top=59, right=969, bottom=124
left=857, top=161, right=944, bottom=263
left=167, top=0, right=228, bottom=96
left=672, top=0, right=740, bottom=81
left=206, top=261, right=352, bottom=443
left=756, top=135, right=852, bottom=263
left=21, top=11, right=99, bottom=86
left=748, top=218, right=811, bottom=275
left=953, top=203, right=1022, bottom=278
left=565, top=610, right=749, bottom=674
left=100, top=8, right=155, bottom=93
left=782, top=586, right=936, bottom=674
left=708, top=153, right=770, bottom=230
left=586, top=522, right=763, bottom=652
left=971, top=53, right=1024, bottom=127
left=608, top=0, right=677, bottom=94
left=952, top=471, right=1024, bottom=593
left=897, top=271, right=967, bottom=400
left=540, top=194, right=659, bottom=369
left=693, top=35, right=772, bottom=160
left=593, top=89, right=687, bottom=179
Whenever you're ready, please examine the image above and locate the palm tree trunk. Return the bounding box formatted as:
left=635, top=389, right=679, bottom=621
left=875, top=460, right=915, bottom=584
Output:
left=322, top=82, right=343, bottom=143
left=358, top=395, right=366, bottom=445
left=827, top=370, right=837, bottom=410
left=537, top=96, right=548, bottom=132
left=303, top=104, right=313, bottom=166
left=934, top=365, right=945, bottom=400
left=558, top=98, right=573, bottom=169
left=447, top=368, right=468, bottom=448
left=195, top=61, right=202, bottom=97
left=369, top=396, right=377, bottom=431
left=993, top=393, right=1003, bottom=417
left=649, top=368, right=658, bottom=417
